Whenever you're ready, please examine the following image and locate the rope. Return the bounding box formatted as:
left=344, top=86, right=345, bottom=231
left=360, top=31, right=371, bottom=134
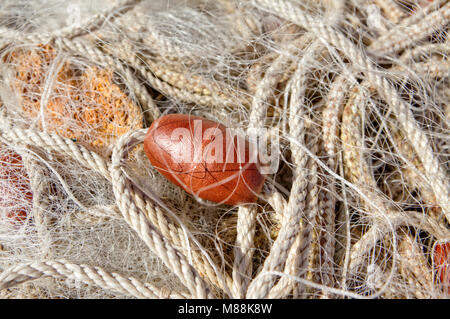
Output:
left=0, top=0, right=448, bottom=299
left=0, top=260, right=187, bottom=299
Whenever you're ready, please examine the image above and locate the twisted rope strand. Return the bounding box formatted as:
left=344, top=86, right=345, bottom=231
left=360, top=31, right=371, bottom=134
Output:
left=369, top=2, right=450, bottom=54
left=247, top=41, right=320, bottom=298
left=316, top=75, right=351, bottom=296
left=55, top=37, right=160, bottom=122
left=0, top=116, right=229, bottom=295
left=231, top=206, right=258, bottom=298
left=253, top=0, right=450, bottom=223
left=0, top=260, right=186, bottom=299
left=110, top=130, right=214, bottom=298
left=0, top=0, right=448, bottom=300
left=1, top=0, right=142, bottom=45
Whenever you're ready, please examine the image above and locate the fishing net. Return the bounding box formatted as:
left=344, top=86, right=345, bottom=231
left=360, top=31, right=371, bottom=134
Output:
left=0, top=0, right=448, bottom=299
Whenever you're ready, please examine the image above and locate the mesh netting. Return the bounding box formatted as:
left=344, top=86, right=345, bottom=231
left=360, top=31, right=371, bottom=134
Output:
left=0, top=0, right=448, bottom=299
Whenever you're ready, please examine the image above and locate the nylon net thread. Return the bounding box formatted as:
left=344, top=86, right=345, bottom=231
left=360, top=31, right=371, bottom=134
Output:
left=0, top=0, right=448, bottom=299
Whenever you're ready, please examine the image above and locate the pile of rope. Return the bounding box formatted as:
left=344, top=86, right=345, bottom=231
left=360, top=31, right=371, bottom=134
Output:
left=0, top=0, right=448, bottom=298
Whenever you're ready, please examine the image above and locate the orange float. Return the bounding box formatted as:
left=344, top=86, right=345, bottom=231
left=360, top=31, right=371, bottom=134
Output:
left=144, top=114, right=265, bottom=205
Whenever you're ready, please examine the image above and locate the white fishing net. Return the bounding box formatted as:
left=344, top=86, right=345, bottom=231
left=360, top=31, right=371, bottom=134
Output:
left=0, top=0, right=448, bottom=299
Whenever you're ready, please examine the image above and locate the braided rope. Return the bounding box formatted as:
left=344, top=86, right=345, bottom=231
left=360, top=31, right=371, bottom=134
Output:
left=0, top=115, right=231, bottom=294
left=246, top=41, right=320, bottom=298
left=21, top=155, right=54, bottom=259
left=0, top=260, right=186, bottom=299
left=0, top=0, right=142, bottom=45
left=231, top=206, right=257, bottom=298
left=350, top=210, right=450, bottom=271
left=301, top=140, right=323, bottom=298
left=96, top=36, right=248, bottom=111
left=0, top=117, right=111, bottom=180
left=373, top=0, right=406, bottom=23
left=109, top=130, right=214, bottom=298
left=230, top=38, right=304, bottom=299
left=0, top=0, right=448, bottom=299
left=267, top=42, right=325, bottom=299
left=369, top=2, right=450, bottom=54
left=317, top=75, right=351, bottom=295
left=131, top=177, right=234, bottom=293
left=253, top=0, right=450, bottom=223
left=286, top=139, right=320, bottom=299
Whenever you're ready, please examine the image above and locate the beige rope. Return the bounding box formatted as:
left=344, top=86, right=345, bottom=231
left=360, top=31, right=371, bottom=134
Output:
left=0, top=114, right=230, bottom=295
left=339, top=84, right=449, bottom=273
left=0, top=259, right=187, bottom=299
left=21, top=154, right=54, bottom=260
left=369, top=1, right=450, bottom=54
left=0, top=0, right=448, bottom=299
left=110, top=130, right=215, bottom=298
left=0, top=117, right=112, bottom=181
left=230, top=38, right=304, bottom=299
left=349, top=210, right=450, bottom=271
left=246, top=41, right=320, bottom=299
left=253, top=0, right=450, bottom=223
left=231, top=206, right=258, bottom=298
left=373, top=0, right=406, bottom=23
left=317, top=75, right=351, bottom=295
left=268, top=41, right=325, bottom=299
left=0, top=0, right=142, bottom=45
left=296, top=139, right=320, bottom=298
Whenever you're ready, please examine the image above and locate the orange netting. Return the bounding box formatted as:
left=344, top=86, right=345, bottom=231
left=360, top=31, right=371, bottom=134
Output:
left=5, top=44, right=143, bottom=156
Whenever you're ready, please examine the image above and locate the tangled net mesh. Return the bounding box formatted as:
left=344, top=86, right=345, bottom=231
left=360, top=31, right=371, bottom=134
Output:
left=0, top=0, right=448, bottom=299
